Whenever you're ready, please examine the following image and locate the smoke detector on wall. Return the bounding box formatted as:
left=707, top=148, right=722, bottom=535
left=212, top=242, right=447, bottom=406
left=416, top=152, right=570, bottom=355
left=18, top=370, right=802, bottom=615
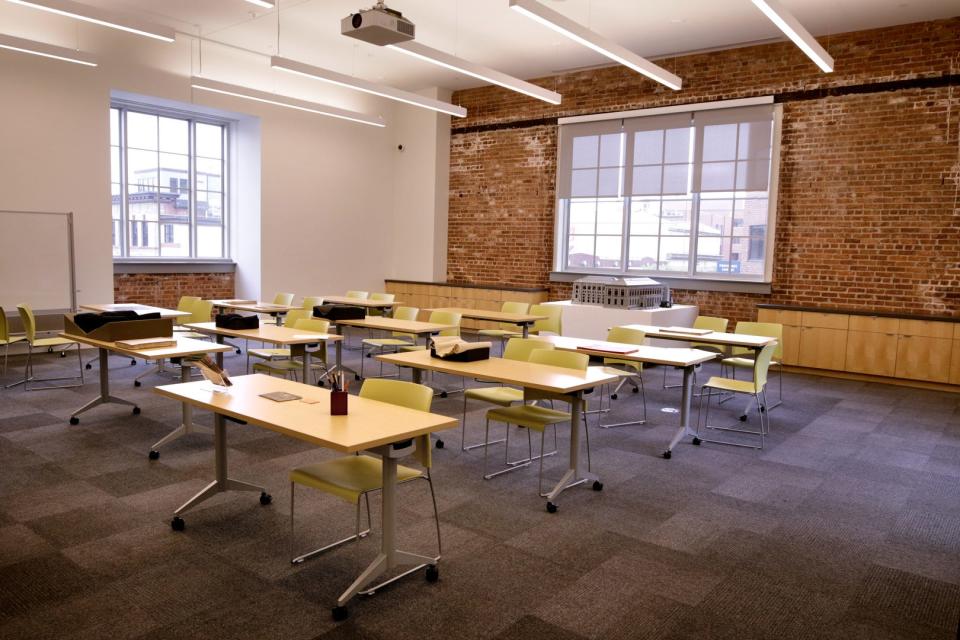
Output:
left=341, top=1, right=415, bottom=46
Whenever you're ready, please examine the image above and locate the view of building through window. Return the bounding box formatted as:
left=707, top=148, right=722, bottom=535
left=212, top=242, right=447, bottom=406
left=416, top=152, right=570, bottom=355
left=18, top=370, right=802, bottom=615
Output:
left=110, top=106, right=227, bottom=259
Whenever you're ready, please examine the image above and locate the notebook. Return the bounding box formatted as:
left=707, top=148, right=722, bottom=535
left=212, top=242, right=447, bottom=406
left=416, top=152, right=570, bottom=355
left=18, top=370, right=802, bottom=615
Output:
left=115, top=337, right=177, bottom=349
left=259, top=391, right=301, bottom=402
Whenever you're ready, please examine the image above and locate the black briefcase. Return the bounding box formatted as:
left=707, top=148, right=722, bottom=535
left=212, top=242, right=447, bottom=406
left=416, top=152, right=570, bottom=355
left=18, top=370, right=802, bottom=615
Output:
left=313, top=304, right=366, bottom=321
left=215, top=313, right=260, bottom=330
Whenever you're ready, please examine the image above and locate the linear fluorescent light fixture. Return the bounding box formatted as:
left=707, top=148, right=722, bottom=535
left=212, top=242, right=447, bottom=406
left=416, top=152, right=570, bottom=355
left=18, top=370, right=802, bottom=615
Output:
left=508, top=0, right=681, bottom=91
left=190, top=77, right=385, bottom=127
left=243, top=0, right=275, bottom=9
left=271, top=56, right=467, bottom=118
left=387, top=41, right=561, bottom=105
left=7, top=0, right=175, bottom=42
left=750, top=0, right=833, bottom=72
left=0, top=32, right=96, bottom=66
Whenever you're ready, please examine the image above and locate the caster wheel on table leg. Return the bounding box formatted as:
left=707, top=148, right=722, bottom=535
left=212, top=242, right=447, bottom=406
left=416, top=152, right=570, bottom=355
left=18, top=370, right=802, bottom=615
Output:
left=440, top=391, right=448, bottom=399
left=435, top=439, right=444, bottom=449
left=354, top=373, right=361, bottom=381
left=739, top=415, right=748, bottom=422
left=59, top=351, right=67, bottom=358
left=546, top=502, right=558, bottom=514
left=69, top=416, right=79, bottom=425
left=662, top=450, right=672, bottom=459
left=425, top=565, right=439, bottom=582
left=132, top=407, right=141, bottom=415
left=235, top=349, right=242, bottom=355
left=592, top=480, right=604, bottom=491
left=692, top=437, right=701, bottom=446
left=130, top=359, right=136, bottom=366
left=171, top=516, right=185, bottom=531
left=85, top=363, right=92, bottom=370
left=365, top=353, right=371, bottom=358
left=259, top=492, right=272, bottom=506
left=134, top=380, right=141, bottom=387
left=148, top=450, right=159, bottom=460
left=332, top=606, right=349, bottom=622
left=610, top=393, right=618, bottom=400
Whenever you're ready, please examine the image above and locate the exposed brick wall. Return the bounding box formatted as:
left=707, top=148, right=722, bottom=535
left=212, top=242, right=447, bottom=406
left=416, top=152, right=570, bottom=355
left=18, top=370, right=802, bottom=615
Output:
left=113, top=272, right=234, bottom=309
left=448, top=18, right=960, bottom=323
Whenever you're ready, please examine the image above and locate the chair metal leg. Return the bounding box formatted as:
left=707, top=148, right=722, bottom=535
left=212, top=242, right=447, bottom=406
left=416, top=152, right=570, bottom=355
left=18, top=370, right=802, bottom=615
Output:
left=290, top=489, right=372, bottom=565
left=600, top=373, right=647, bottom=429
left=483, top=419, right=533, bottom=479
left=15, top=343, right=85, bottom=390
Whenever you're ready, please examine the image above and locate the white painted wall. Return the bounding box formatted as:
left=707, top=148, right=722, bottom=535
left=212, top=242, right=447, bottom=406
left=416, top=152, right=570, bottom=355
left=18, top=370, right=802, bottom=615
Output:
left=0, top=4, right=450, bottom=311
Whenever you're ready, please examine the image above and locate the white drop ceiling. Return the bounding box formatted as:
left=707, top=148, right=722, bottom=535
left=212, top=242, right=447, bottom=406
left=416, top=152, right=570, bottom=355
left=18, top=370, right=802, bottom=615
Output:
left=2, top=0, right=956, bottom=92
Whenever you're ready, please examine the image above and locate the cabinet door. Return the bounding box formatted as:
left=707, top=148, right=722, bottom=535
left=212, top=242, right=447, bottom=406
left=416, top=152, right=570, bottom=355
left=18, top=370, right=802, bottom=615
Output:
left=758, top=308, right=801, bottom=326
left=899, top=319, right=953, bottom=339
left=845, top=330, right=898, bottom=377
left=895, top=336, right=953, bottom=383
left=780, top=324, right=801, bottom=366
left=798, top=327, right=848, bottom=370
left=950, top=341, right=960, bottom=386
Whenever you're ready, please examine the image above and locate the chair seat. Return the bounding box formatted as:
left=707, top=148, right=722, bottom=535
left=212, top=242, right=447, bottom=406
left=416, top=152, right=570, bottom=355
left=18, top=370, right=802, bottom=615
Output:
left=398, top=344, right=427, bottom=352
left=721, top=356, right=781, bottom=369
left=290, top=455, right=422, bottom=503
left=363, top=337, right=414, bottom=348
left=465, top=386, right=523, bottom=406
left=593, top=365, right=639, bottom=378
left=174, top=332, right=209, bottom=341
left=703, top=376, right=760, bottom=394
left=477, top=329, right=513, bottom=338
left=1, top=336, right=25, bottom=346
left=249, top=347, right=291, bottom=359
left=32, top=336, right=76, bottom=348
left=486, top=404, right=571, bottom=431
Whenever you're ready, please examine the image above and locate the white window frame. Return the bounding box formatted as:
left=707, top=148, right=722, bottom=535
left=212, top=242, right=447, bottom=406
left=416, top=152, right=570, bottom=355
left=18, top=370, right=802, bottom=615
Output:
left=553, top=97, right=782, bottom=283
left=111, top=99, right=231, bottom=261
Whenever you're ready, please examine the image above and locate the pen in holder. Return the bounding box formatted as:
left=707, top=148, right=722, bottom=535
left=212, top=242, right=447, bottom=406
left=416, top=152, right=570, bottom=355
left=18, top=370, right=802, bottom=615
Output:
left=330, top=390, right=348, bottom=415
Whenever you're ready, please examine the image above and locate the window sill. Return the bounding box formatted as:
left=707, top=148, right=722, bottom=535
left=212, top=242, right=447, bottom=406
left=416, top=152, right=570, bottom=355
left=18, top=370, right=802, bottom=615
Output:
left=549, top=271, right=771, bottom=294
left=114, top=260, right=236, bottom=274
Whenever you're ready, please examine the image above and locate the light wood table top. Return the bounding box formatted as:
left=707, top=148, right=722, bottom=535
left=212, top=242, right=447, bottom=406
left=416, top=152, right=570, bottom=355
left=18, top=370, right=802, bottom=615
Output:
left=79, top=303, right=190, bottom=319
left=377, top=349, right=617, bottom=393
left=538, top=335, right=720, bottom=368
left=622, top=324, right=777, bottom=349
left=336, top=316, right=455, bottom=334
left=209, top=300, right=299, bottom=314
left=63, top=333, right=231, bottom=359
left=154, top=373, right=457, bottom=453
left=425, top=307, right=547, bottom=324
left=184, top=322, right=343, bottom=345
left=320, top=296, right=402, bottom=308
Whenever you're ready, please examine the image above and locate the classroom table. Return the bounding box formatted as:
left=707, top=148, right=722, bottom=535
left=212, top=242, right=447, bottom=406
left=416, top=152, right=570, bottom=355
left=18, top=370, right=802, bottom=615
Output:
left=209, top=299, right=299, bottom=325
left=320, top=296, right=403, bottom=316
left=424, top=307, right=547, bottom=338
left=537, top=335, right=718, bottom=458
left=334, top=316, right=456, bottom=382
left=154, top=373, right=456, bottom=618
left=61, top=333, right=230, bottom=436
left=376, top=349, right=617, bottom=512
left=79, top=303, right=192, bottom=319
left=184, top=322, right=343, bottom=384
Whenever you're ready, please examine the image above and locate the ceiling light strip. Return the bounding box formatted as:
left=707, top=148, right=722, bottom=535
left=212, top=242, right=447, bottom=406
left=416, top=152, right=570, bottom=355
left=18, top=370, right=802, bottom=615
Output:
left=387, top=41, right=561, bottom=105
left=271, top=56, right=467, bottom=118
left=190, top=77, right=385, bottom=127
left=243, top=0, right=275, bottom=9
left=6, top=0, right=175, bottom=42
left=508, top=0, right=681, bottom=91
left=750, top=0, right=834, bottom=72
left=0, top=32, right=96, bottom=66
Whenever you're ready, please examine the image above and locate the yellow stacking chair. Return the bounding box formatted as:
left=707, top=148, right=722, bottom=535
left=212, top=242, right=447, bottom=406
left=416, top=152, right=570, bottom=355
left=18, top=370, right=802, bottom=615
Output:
left=461, top=337, right=553, bottom=451
left=696, top=342, right=776, bottom=449
left=252, top=317, right=330, bottom=383
left=301, top=296, right=323, bottom=310
left=505, top=303, right=561, bottom=338
left=477, top=301, right=530, bottom=354
left=482, top=349, right=592, bottom=499
left=345, top=291, right=369, bottom=300
left=0, top=307, right=25, bottom=376
left=10, top=304, right=83, bottom=390
left=246, top=309, right=310, bottom=372
left=663, top=315, right=729, bottom=389
left=399, top=310, right=463, bottom=396
left=288, top=379, right=441, bottom=589
left=359, top=306, right=418, bottom=378
left=592, top=326, right=647, bottom=429
left=135, top=298, right=212, bottom=387
left=720, top=321, right=783, bottom=412
left=367, top=292, right=395, bottom=317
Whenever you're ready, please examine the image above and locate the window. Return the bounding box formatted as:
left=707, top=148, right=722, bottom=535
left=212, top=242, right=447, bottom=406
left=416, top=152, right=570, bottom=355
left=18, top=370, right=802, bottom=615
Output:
left=110, top=104, right=228, bottom=259
left=555, top=103, right=779, bottom=281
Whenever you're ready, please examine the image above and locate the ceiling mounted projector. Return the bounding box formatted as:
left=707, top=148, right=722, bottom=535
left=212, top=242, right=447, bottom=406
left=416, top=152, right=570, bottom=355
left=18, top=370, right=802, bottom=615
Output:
left=341, top=1, right=415, bottom=46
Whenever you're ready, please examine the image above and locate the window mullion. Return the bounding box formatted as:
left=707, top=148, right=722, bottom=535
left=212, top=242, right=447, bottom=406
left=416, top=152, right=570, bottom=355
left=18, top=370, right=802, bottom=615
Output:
left=189, top=122, right=196, bottom=258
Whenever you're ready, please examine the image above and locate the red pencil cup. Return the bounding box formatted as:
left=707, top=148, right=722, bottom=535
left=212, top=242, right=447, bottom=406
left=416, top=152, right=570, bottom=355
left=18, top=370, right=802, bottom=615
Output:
left=330, top=391, right=348, bottom=415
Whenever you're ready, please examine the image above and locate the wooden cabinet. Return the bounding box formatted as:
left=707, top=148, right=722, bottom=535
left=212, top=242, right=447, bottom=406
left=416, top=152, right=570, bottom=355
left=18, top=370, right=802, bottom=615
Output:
left=384, top=280, right=548, bottom=331
left=895, top=318, right=954, bottom=383
left=845, top=316, right=899, bottom=377
left=757, top=308, right=800, bottom=365
left=798, top=326, right=848, bottom=370
left=950, top=341, right=960, bottom=386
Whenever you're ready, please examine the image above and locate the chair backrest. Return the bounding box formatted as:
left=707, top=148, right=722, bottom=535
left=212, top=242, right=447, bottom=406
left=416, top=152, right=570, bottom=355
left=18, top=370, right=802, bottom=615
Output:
left=528, top=348, right=588, bottom=371
left=529, top=304, right=562, bottom=335
left=497, top=301, right=530, bottom=330
left=733, top=321, right=782, bottom=360
left=273, top=292, right=295, bottom=306
left=691, top=315, right=730, bottom=351
left=391, top=306, right=420, bottom=339
left=292, top=318, right=331, bottom=334
left=753, top=342, right=777, bottom=390
left=604, top=326, right=647, bottom=368
left=0, top=306, right=11, bottom=342
left=503, top=337, right=554, bottom=362
left=370, top=292, right=395, bottom=302
left=428, top=310, right=461, bottom=337
left=346, top=290, right=369, bottom=300
left=359, top=378, right=434, bottom=468
left=301, top=296, right=323, bottom=310
left=176, top=296, right=202, bottom=326
left=283, top=309, right=311, bottom=327
left=17, top=304, right=36, bottom=343
left=189, top=299, right=214, bottom=324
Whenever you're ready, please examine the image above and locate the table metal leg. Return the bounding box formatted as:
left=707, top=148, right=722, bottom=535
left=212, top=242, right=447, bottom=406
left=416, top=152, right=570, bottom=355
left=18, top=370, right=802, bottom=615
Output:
left=521, top=323, right=529, bottom=338
left=543, top=391, right=600, bottom=511
left=149, top=363, right=211, bottom=457
left=69, top=348, right=139, bottom=424
left=663, top=365, right=695, bottom=459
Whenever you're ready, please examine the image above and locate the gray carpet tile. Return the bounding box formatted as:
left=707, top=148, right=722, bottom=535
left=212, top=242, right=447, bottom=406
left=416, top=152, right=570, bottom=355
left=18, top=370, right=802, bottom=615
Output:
left=1, top=345, right=959, bottom=639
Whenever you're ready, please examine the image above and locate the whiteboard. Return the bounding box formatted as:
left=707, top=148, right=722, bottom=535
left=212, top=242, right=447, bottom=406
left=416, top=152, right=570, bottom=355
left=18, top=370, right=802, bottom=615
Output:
left=0, top=210, right=76, bottom=313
